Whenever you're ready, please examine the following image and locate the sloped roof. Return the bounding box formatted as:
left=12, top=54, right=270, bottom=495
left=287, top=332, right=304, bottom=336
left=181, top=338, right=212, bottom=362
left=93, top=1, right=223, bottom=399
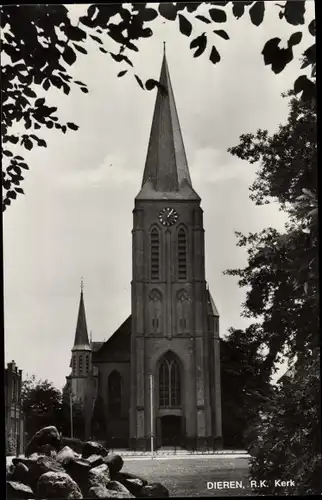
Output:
left=72, top=290, right=91, bottom=351
left=93, top=315, right=131, bottom=363
left=207, top=289, right=219, bottom=317
left=136, top=48, right=200, bottom=202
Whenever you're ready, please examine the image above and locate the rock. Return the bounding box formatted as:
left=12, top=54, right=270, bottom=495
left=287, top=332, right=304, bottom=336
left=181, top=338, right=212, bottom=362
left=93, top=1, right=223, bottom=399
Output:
left=36, top=471, right=83, bottom=499
left=106, top=481, right=132, bottom=495
left=36, top=444, right=57, bottom=459
left=56, top=446, right=76, bottom=465
left=86, top=455, right=104, bottom=468
left=88, top=464, right=110, bottom=489
left=89, top=486, right=133, bottom=498
left=63, top=458, right=91, bottom=493
left=27, top=455, right=65, bottom=491
left=6, top=481, right=34, bottom=499
left=25, top=427, right=61, bottom=458
left=6, top=461, right=14, bottom=479
left=82, top=441, right=108, bottom=459
left=114, top=472, right=147, bottom=495
left=139, top=483, right=169, bottom=497
left=103, top=454, right=123, bottom=474
left=11, top=462, right=29, bottom=484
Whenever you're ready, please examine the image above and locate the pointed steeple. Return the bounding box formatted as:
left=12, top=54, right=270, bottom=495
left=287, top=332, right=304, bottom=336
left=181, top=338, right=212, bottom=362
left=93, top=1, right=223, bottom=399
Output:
left=72, top=279, right=91, bottom=351
left=137, top=47, right=200, bottom=201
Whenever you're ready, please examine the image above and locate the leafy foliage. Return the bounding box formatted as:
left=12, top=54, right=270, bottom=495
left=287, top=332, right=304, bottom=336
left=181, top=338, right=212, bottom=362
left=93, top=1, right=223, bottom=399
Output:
left=220, top=326, right=273, bottom=448
left=1, top=2, right=315, bottom=210
left=21, top=375, right=63, bottom=440
left=245, top=349, right=321, bottom=495
left=225, top=90, right=318, bottom=493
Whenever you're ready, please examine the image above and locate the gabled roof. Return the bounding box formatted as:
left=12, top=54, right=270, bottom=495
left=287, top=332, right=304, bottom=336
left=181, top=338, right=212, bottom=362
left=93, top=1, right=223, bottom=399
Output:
left=136, top=48, right=200, bottom=202
left=93, top=315, right=131, bottom=363
left=207, top=289, right=219, bottom=317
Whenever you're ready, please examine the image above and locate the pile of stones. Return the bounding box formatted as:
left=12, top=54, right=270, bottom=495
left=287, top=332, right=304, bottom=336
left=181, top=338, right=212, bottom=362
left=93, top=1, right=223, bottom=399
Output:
left=6, top=426, right=170, bottom=499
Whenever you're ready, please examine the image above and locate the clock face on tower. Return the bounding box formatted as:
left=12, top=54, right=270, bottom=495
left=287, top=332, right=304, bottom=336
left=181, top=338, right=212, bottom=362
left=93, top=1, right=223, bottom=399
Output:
left=158, top=207, right=179, bottom=227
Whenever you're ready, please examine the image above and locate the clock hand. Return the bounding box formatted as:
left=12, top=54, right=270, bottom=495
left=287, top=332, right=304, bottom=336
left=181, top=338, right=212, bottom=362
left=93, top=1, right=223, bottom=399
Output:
left=167, top=209, right=174, bottom=218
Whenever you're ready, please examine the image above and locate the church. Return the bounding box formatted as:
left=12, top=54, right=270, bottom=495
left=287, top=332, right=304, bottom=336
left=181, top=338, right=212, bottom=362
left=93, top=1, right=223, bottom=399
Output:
left=65, top=49, right=223, bottom=451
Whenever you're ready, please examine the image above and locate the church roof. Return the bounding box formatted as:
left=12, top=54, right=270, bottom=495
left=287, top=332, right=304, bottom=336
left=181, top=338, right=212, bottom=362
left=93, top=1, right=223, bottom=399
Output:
left=91, top=341, right=105, bottom=352
left=93, top=315, right=131, bottom=363
left=72, top=286, right=91, bottom=351
left=136, top=47, right=200, bottom=202
left=207, top=289, right=219, bottom=317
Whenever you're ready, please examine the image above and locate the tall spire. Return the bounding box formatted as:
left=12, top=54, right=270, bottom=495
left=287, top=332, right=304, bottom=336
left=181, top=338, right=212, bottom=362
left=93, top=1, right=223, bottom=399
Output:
left=73, top=279, right=90, bottom=350
left=137, top=47, right=200, bottom=200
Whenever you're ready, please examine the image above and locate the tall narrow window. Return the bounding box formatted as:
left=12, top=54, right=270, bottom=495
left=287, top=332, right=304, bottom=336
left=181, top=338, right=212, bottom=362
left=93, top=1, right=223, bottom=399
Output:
left=79, top=355, right=83, bottom=375
left=150, top=228, right=160, bottom=280
left=108, top=371, right=122, bottom=417
left=159, top=352, right=181, bottom=408
left=177, top=228, right=187, bottom=280
left=72, top=355, right=76, bottom=375
left=86, top=354, right=89, bottom=374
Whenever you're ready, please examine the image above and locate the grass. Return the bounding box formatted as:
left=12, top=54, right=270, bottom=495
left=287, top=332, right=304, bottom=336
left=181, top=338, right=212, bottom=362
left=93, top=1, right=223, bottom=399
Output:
left=122, top=457, right=251, bottom=497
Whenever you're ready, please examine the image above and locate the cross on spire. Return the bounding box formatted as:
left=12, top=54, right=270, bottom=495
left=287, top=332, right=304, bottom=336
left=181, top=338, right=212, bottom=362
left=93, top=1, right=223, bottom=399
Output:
left=80, top=277, right=84, bottom=292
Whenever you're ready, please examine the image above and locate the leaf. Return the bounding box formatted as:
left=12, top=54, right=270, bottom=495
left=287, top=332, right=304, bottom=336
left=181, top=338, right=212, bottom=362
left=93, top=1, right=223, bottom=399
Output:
left=195, top=15, right=211, bottom=24
left=190, top=33, right=207, bottom=58
left=209, top=7, right=227, bottom=23
left=209, top=45, right=221, bottom=64
left=118, top=70, right=128, bottom=77
left=64, top=25, right=87, bottom=41
left=178, top=14, right=192, bottom=37
left=15, top=188, right=24, bottom=194
left=232, top=1, right=247, bottom=19
left=99, top=47, right=108, bottom=54
left=141, top=7, right=158, bottom=21
left=67, top=122, right=79, bottom=131
left=38, top=139, right=47, bottom=147
left=23, top=87, right=37, bottom=98
left=135, top=74, right=145, bottom=90
left=288, top=32, right=303, bottom=47
left=73, top=43, right=87, bottom=55
left=62, top=46, right=77, bottom=66
left=80, top=87, right=89, bottom=93
left=158, top=3, right=177, bottom=21
left=35, top=98, right=45, bottom=107
left=24, top=139, right=33, bottom=151
left=74, top=81, right=86, bottom=86
left=294, top=75, right=315, bottom=101
left=284, top=0, right=306, bottom=26
left=261, top=38, right=293, bottom=74
left=213, top=29, right=230, bottom=40
left=249, top=1, right=265, bottom=26
left=308, top=19, right=316, bottom=37
left=90, top=34, right=103, bottom=44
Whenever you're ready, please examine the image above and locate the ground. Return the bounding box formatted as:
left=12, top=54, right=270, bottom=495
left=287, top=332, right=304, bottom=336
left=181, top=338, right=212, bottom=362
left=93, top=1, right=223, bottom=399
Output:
left=123, top=456, right=251, bottom=497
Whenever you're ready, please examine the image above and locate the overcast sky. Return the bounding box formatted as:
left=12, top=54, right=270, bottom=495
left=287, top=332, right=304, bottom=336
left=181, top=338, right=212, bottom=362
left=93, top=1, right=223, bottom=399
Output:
left=3, top=2, right=314, bottom=389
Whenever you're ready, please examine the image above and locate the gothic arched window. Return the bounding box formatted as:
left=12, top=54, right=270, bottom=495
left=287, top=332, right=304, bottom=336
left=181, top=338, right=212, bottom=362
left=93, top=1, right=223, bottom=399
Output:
left=159, top=352, right=181, bottom=408
left=72, top=355, right=76, bottom=375
left=108, top=370, right=122, bottom=417
left=150, top=228, right=160, bottom=280
left=85, top=354, right=89, bottom=374
left=177, top=289, right=191, bottom=333
left=177, top=228, right=187, bottom=280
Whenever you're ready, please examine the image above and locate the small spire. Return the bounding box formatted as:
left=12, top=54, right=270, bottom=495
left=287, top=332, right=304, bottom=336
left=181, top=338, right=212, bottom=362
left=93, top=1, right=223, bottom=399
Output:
left=80, top=277, right=84, bottom=293
left=163, top=41, right=166, bottom=54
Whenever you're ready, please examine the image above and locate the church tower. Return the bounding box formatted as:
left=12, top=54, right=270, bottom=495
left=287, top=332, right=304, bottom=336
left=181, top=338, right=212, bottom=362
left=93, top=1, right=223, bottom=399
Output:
left=130, top=48, right=222, bottom=450
left=69, top=280, right=92, bottom=405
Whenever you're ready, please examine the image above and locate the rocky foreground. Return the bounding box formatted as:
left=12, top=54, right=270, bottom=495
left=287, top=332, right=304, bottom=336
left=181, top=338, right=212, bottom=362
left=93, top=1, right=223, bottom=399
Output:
left=6, top=426, right=169, bottom=499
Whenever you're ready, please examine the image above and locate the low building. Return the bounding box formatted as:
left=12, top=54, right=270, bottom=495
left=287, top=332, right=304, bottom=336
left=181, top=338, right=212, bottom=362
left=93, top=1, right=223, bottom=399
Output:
left=5, top=360, right=25, bottom=455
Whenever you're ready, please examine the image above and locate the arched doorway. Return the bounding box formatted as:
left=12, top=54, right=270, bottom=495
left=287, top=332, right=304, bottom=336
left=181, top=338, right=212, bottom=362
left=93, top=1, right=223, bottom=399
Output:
left=157, top=351, right=185, bottom=447
left=160, top=415, right=182, bottom=446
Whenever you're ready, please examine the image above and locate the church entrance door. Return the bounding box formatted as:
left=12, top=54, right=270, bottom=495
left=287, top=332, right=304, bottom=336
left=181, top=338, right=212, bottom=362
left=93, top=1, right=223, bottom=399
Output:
left=160, top=415, right=182, bottom=447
